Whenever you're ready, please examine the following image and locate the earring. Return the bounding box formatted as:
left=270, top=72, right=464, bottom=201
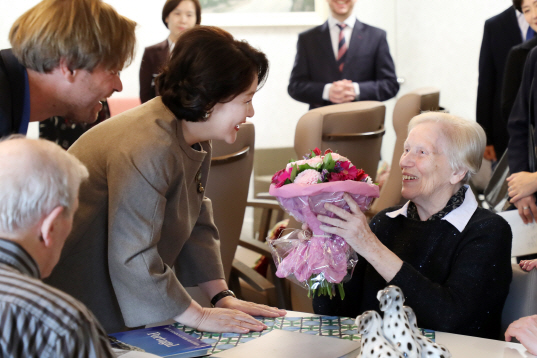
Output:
left=202, top=112, right=210, bottom=120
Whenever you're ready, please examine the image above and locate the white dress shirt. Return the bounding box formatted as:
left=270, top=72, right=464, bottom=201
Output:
left=516, top=9, right=531, bottom=40
left=385, top=185, right=478, bottom=233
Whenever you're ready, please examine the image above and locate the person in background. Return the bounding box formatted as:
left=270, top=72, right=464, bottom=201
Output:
left=0, top=137, right=114, bottom=357
left=139, top=0, right=201, bottom=103
left=501, top=0, right=537, bottom=138
left=0, top=0, right=136, bottom=138
left=507, top=41, right=537, bottom=224
left=477, top=3, right=530, bottom=163
left=314, top=112, right=512, bottom=339
left=46, top=26, right=286, bottom=334
left=287, top=0, right=398, bottom=109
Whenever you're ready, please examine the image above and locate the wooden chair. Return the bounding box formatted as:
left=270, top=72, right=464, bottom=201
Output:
left=368, top=87, right=440, bottom=217
left=204, top=122, right=283, bottom=305
left=294, top=101, right=386, bottom=182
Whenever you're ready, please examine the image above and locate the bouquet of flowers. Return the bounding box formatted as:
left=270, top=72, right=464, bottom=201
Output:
left=268, top=148, right=379, bottom=299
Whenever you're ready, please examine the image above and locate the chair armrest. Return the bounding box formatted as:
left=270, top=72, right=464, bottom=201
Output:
left=231, top=259, right=274, bottom=292
left=238, top=237, right=272, bottom=257
left=246, top=198, right=280, bottom=210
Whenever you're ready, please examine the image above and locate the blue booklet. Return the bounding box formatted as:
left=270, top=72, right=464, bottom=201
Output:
left=109, top=324, right=211, bottom=358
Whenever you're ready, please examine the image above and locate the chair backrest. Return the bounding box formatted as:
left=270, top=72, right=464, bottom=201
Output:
left=294, top=101, right=385, bottom=181
left=107, top=97, right=141, bottom=117
left=205, top=122, right=255, bottom=282
left=370, top=87, right=440, bottom=215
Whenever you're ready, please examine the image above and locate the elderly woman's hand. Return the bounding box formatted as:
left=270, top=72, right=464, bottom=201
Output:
left=507, top=172, right=537, bottom=203
left=317, top=193, right=376, bottom=254
left=317, top=193, right=403, bottom=281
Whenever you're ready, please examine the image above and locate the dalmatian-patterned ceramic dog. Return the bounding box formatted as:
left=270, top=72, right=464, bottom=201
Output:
left=355, top=310, right=404, bottom=358
left=403, top=306, right=452, bottom=358
left=377, top=286, right=420, bottom=358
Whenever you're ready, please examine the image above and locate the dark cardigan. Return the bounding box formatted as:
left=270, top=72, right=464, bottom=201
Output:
left=313, top=206, right=513, bottom=340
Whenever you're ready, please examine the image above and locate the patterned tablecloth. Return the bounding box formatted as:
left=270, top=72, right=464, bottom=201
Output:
left=173, top=315, right=435, bottom=356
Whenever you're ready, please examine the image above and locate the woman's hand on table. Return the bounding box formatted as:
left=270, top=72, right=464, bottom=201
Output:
left=175, top=300, right=270, bottom=333
left=216, top=296, right=286, bottom=318
left=505, top=315, right=537, bottom=355
left=317, top=193, right=403, bottom=282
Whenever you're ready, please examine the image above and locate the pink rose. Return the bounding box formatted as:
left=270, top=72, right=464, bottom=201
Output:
left=294, top=169, right=322, bottom=185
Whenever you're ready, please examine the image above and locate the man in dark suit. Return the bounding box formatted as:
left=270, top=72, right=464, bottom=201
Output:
left=507, top=46, right=537, bottom=223
left=502, top=0, right=537, bottom=135
left=0, top=0, right=136, bottom=138
left=477, top=4, right=529, bottom=162
left=288, top=0, right=399, bottom=109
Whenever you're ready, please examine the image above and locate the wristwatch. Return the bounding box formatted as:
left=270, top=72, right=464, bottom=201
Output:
left=210, top=289, right=236, bottom=307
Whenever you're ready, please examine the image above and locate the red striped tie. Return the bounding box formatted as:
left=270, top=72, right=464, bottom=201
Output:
left=337, top=23, right=347, bottom=72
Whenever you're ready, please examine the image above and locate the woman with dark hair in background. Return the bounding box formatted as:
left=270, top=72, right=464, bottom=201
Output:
left=46, top=26, right=286, bottom=334
left=139, top=0, right=201, bottom=103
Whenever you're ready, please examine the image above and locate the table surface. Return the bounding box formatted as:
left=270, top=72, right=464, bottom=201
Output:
left=172, top=311, right=535, bottom=358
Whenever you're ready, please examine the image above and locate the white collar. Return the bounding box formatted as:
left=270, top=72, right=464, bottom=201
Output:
left=385, top=185, right=478, bottom=233
left=328, top=15, right=356, bottom=29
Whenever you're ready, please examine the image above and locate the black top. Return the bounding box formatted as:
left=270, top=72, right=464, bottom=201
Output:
left=313, top=205, right=512, bottom=340
left=501, top=36, right=537, bottom=137
left=0, top=49, right=27, bottom=137
left=477, top=7, right=522, bottom=158
left=508, top=45, right=537, bottom=174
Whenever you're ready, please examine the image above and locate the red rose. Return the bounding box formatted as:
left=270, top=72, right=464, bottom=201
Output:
left=271, top=168, right=292, bottom=188
left=312, top=147, right=322, bottom=156
left=324, top=149, right=333, bottom=155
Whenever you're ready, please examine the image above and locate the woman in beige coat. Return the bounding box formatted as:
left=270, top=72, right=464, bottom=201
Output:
left=46, top=26, right=285, bottom=333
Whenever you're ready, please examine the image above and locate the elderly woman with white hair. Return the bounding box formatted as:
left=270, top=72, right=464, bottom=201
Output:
left=313, top=112, right=512, bottom=339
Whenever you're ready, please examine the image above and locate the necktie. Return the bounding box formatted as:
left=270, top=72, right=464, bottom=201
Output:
left=527, top=27, right=535, bottom=41
left=336, top=23, right=347, bottom=72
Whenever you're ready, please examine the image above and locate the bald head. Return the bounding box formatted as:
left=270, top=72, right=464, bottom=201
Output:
left=0, top=137, right=88, bottom=235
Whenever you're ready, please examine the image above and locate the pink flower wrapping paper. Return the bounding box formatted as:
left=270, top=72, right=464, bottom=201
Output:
left=269, top=181, right=379, bottom=299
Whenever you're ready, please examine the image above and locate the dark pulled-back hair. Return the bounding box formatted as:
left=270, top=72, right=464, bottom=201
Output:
left=156, top=26, right=269, bottom=122
left=162, top=0, right=202, bottom=28
left=513, top=0, right=522, bottom=12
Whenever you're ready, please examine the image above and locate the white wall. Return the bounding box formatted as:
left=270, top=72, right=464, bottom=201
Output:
left=0, top=0, right=516, bottom=164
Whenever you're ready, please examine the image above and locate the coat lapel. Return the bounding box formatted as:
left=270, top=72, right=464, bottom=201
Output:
left=343, top=19, right=365, bottom=77
left=318, top=21, right=338, bottom=70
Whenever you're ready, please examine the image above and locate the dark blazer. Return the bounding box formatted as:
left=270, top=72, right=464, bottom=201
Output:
left=508, top=46, right=537, bottom=174
left=139, top=39, right=169, bottom=103
left=0, top=49, right=27, bottom=137
left=288, top=19, right=399, bottom=109
left=477, top=7, right=522, bottom=158
left=501, top=36, right=537, bottom=133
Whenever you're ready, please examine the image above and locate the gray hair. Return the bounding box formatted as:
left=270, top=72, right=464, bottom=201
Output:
left=408, top=112, right=486, bottom=184
left=0, top=136, right=89, bottom=234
